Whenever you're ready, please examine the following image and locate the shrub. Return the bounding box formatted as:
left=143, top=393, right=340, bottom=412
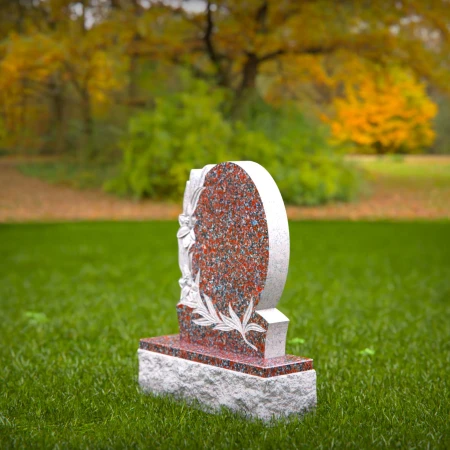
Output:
left=106, top=85, right=362, bottom=205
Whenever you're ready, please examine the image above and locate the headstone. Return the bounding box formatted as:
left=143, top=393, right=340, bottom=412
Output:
left=138, top=162, right=316, bottom=421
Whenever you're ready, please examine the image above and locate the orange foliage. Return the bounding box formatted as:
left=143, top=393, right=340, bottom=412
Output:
left=327, top=68, right=437, bottom=154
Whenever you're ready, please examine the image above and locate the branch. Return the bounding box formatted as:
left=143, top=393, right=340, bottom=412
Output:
left=255, top=1, right=268, bottom=33
left=259, top=49, right=285, bottom=62
left=259, top=44, right=336, bottom=63
left=202, top=1, right=231, bottom=87
left=204, top=0, right=220, bottom=66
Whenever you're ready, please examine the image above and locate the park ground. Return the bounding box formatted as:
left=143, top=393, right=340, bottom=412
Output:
left=1, top=155, right=450, bottom=221
left=0, top=221, right=449, bottom=448
left=1, top=156, right=449, bottom=448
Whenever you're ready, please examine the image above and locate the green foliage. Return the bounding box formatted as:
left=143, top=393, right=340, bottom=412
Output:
left=245, top=102, right=362, bottom=205
left=105, top=84, right=272, bottom=200
left=1, top=222, right=449, bottom=448
left=276, top=154, right=361, bottom=205
left=107, top=85, right=362, bottom=205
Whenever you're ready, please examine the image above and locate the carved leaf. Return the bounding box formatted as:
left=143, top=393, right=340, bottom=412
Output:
left=190, top=187, right=205, bottom=213
left=242, top=298, right=253, bottom=328
left=177, top=225, right=190, bottom=239
left=187, top=229, right=196, bottom=250
left=181, top=299, right=198, bottom=308
left=180, top=264, right=191, bottom=279
left=193, top=318, right=215, bottom=326
left=244, top=323, right=266, bottom=333
left=204, top=294, right=220, bottom=322
left=178, top=214, right=188, bottom=227
left=219, top=311, right=238, bottom=330
left=182, top=234, right=192, bottom=248
left=228, top=304, right=243, bottom=334
left=213, top=323, right=234, bottom=331
left=193, top=302, right=209, bottom=317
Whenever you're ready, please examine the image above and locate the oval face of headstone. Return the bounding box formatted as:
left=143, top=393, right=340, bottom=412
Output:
left=177, top=162, right=289, bottom=357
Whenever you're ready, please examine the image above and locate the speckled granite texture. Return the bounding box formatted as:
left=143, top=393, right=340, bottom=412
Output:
left=177, top=162, right=290, bottom=359
left=138, top=349, right=317, bottom=422
left=178, top=162, right=271, bottom=356
left=140, top=335, right=313, bottom=378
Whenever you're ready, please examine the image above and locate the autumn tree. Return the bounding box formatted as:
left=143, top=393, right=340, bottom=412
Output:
left=155, top=0, right=449, bottom=114
left=0, top=31, right=61, bottom=151
left=327, top=67, right=437, bottom=154
left=0, top=0, right=448, bottom=156
left=0, top=0, right=122, bottom=157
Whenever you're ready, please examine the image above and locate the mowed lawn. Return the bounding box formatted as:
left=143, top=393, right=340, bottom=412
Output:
left=0, top=222, right=449, bottom=449
left=358, top=155, right=450, bottom=212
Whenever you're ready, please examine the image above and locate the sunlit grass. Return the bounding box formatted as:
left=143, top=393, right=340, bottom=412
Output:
left=1, top=222, right=449, bottom=448
left=354, top=155, right=450, bottom=185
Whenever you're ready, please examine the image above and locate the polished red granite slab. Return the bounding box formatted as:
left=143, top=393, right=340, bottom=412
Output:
left=179, top=163, right=270, bottom=356
left=139, top=334, right=313, bottom=378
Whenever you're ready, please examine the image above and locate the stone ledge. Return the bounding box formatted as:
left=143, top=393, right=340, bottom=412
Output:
left=138, top=349, right=317, bottom=422
left=140, top=334, right=313, bottom=378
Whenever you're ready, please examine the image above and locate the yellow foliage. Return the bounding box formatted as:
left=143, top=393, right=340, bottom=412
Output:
left=0, top=32, right=61, bottom=149
left=327, top=68, right=438, bottom=154
left=0, top=25, right=121, bottom=150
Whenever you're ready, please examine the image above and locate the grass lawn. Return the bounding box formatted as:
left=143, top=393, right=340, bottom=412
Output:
left=1, top=221, right=449, bottom=448
left=355, top=155, right=450, bottom=187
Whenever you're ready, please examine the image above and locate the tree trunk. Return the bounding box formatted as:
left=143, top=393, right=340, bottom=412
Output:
left=231, top=53, right=260, bottom=118
left=49, top=74, right=66, bottom=154
left=81, top=89, right=94, bottom=161
left=127, top=33, right=145, bottom=108
left=240, top=53, right=259, bottom=93
left=128, top=51, right=139, bottom=104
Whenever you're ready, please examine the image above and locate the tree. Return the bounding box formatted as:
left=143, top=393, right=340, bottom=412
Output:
left=157, top=0, right=450, bottom=113
left=0, top=0, right=448, bottom=156
left=326, top=67, right=437, bottom=154
left=0, top=31, right=60, bottom=151
left=0, top=0, right=122, bottom=158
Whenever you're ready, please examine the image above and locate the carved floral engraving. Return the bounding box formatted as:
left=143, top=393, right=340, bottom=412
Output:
left=177, top=169, right=265, bottom=351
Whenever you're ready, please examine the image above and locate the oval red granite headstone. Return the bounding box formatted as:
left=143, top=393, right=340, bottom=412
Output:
left=193, top=163, right=269, bottom=316
left=138, top=162, right=316, bottom=418
left=176, top=162, right=289, bottom=357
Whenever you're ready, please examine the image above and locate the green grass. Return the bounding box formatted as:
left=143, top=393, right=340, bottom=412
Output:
left=1, top=222, right=449, bottom=449
left=355, top=156, right=450, bottom=189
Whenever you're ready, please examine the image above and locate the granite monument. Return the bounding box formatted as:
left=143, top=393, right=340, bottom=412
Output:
left=138, top=161, right=316, bottom=421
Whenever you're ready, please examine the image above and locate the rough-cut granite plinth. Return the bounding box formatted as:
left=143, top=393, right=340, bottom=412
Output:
left=139, top=161, right=316, bottom=421
left=138, top=350, right=317, bottom=422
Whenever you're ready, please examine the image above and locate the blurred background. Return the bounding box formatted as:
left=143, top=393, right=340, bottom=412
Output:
left=0, top=0, right=449, bottom=220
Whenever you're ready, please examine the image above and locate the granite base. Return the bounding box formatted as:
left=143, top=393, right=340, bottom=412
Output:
left=138, top=349, right=317, bottom=422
